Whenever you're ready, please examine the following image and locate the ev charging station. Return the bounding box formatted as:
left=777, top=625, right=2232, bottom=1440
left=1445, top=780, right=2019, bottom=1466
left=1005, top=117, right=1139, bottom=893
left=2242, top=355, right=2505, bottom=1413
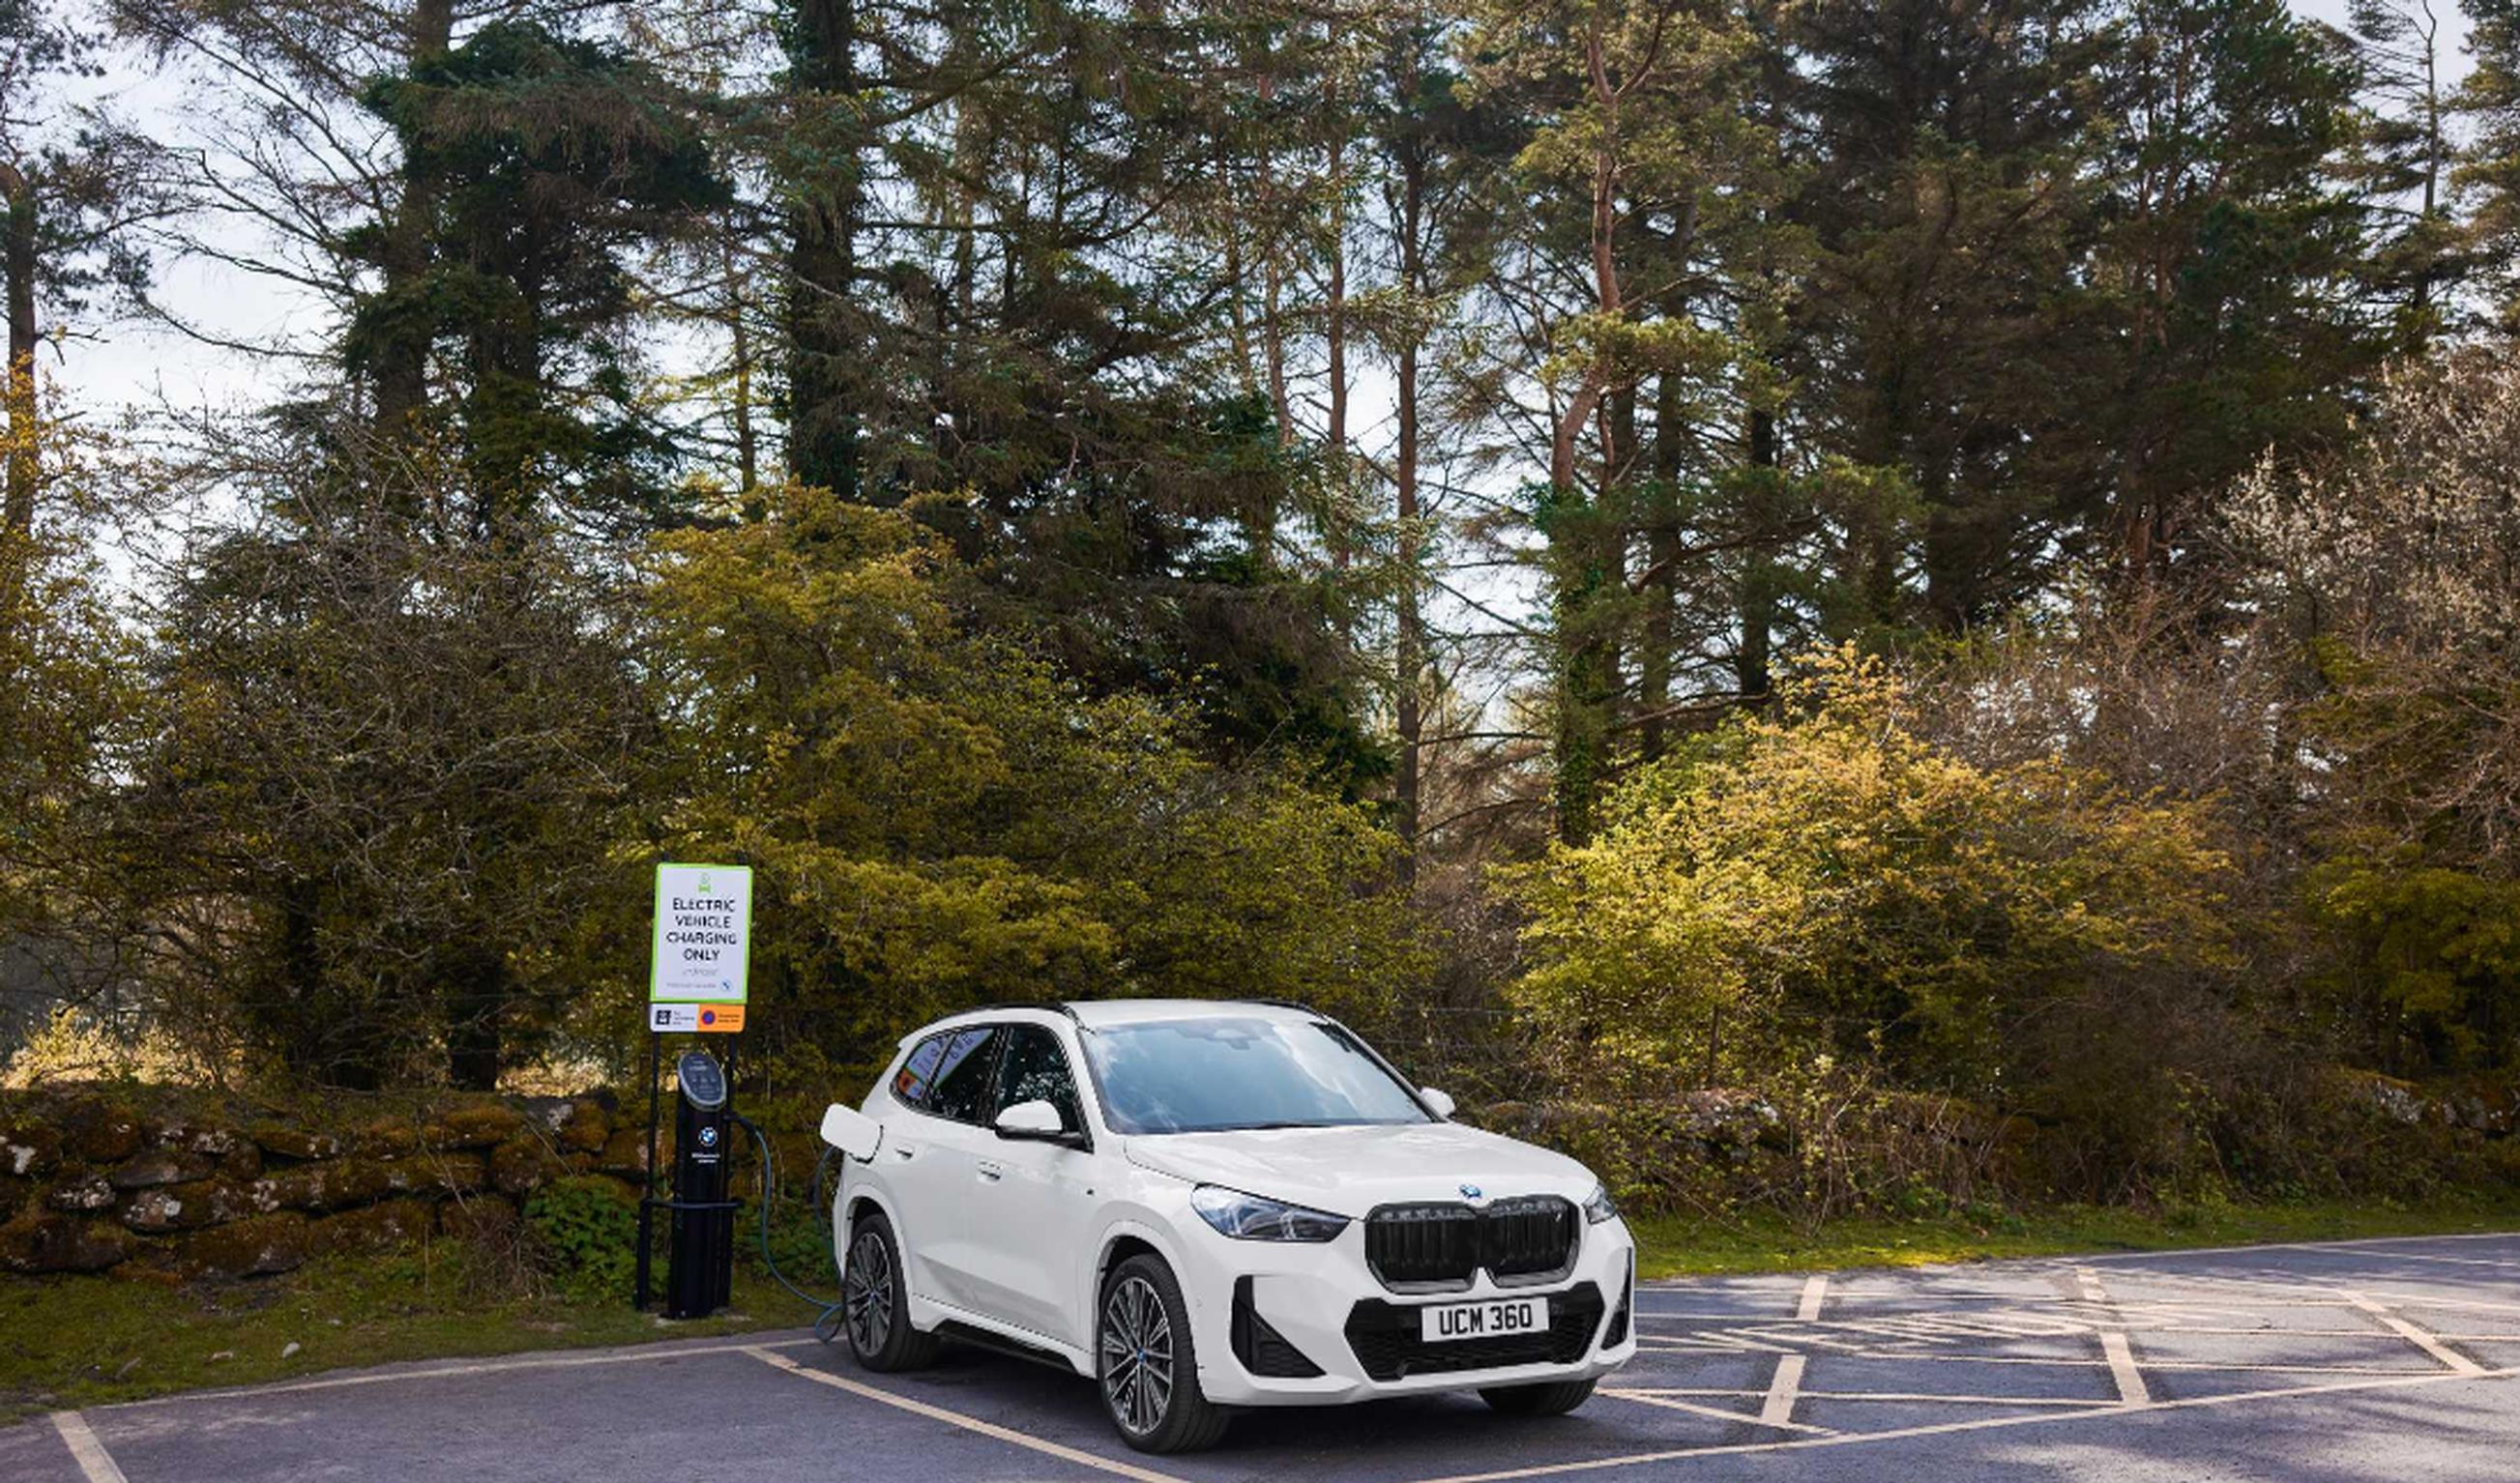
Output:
left=661, top=1048, right=736, bottom=1318
left=636, top=862, right=752, bottom=1318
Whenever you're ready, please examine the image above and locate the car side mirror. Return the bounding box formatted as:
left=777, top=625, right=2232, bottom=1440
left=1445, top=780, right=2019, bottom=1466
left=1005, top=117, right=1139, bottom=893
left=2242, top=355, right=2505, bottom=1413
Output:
left=994, top=1099, right=1077, bottom=1145
left=820, top=1102, right=882, bottom=1159
left=1421, top=1087, right=1457, bottom=1120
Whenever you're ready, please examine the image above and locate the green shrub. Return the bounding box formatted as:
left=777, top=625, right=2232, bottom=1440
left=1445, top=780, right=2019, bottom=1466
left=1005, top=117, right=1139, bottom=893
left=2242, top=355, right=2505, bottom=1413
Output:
left=524, top=1178, right=639, bottom=1303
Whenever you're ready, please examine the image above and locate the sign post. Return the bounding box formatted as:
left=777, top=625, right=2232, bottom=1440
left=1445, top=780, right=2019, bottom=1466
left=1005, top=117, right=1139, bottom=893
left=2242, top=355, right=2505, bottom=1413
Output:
left=638, top=862, right=753, bottom=1310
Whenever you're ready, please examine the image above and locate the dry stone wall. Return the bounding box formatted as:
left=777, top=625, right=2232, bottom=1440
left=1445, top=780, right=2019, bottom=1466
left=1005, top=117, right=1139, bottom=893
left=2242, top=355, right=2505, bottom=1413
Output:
left=0, top=1089, right=661, bottom=1283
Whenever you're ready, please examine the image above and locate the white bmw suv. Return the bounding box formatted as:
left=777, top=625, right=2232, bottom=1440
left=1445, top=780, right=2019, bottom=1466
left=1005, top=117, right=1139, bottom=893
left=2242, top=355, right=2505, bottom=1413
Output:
left=815, top=999, right=1637, bottom=1453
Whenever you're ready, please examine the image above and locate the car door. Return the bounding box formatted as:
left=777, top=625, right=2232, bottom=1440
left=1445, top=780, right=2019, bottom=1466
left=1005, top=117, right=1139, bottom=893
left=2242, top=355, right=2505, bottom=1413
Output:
left=888, top=1025, right=1003, bottom=1313
left=967, top=1023, right=1103, bottom=1346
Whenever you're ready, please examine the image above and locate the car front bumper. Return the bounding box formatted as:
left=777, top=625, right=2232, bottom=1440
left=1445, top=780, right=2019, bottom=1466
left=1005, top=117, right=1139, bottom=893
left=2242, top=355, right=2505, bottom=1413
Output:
left=1175, top=1207, right=1639, bottom=1406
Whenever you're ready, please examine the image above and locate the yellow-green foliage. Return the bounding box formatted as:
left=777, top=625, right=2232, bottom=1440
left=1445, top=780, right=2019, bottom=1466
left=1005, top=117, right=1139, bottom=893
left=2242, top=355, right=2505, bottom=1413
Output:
left=1504, top=651, right=2236, bottom=1093
left=633, top=485, right=1421, bottom=1060
left=0, top=509, right=136, bottom=947
left=2305, top=852, right=2520, bottom=1069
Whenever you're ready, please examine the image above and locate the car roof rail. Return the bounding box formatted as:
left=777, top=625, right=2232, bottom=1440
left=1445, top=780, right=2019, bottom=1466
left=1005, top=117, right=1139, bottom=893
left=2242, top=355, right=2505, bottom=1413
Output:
left=950, top=1000, right=1078, bottom=1019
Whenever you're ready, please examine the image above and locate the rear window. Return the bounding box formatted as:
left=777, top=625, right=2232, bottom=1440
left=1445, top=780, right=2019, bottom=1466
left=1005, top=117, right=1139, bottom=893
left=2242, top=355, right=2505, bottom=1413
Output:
left=892, top=1032, right=950, bottom=1107
left=924, top=1029, right=1003, bottom=1123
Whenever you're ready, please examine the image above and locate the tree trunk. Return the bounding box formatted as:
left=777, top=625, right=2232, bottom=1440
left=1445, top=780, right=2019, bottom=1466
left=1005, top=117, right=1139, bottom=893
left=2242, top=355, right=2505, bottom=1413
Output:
left=1639, top=372, right=1682, bottom=759
left=1325, top=84, right=1351, bottom=569
left=786, top=0, right=864, bottom=499
left=1551, top=26, right=1623, bottom=846
left=369, top=0, right=455, bottom=442
left=2, top=159, right=37, bottom=535
left=727, top=238, right=759, bottom=503
left=1737, top=405, right=1779, bottom=703
left=1392, top=130, right=1427, bottom=888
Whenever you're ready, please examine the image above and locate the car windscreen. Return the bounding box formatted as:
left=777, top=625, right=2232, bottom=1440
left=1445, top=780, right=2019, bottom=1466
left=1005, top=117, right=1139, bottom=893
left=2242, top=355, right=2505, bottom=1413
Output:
left=1079, top=1016, right=1431, bottom=1134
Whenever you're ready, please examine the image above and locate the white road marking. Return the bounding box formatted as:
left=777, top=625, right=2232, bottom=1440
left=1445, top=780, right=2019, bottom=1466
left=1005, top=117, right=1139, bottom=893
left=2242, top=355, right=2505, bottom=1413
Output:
left=1758, top=1353, right=1808, bottom=1430
left=2352, top=1293, right=2520, bottom=1317
left=48, top=1412, right=129, bottom=1483
left=96, top=1335, right=826, bottom=1409
left=2346, top=1248, right=2520, bottom=1271
left=743, top=1345, right=1187, bottom=1483
left=1602, top=1388, right=1839, bottom=1436
left=2096, top=1332, right=2150, bottom=1406
left=1402, top=1365, right=2520, bottom=1483
left=1740, top=1350, right=2436, bottom=1375
left=1611, top=1387, right=2112, bottom=1408
left=2076, top=1267, right=2151, bottom=1406
left=2337, top=1288, right=2487, bottom=1376
left=1636, top=1339, right=2433, bottom=1373
left=1801, top=1391, right=2119, bottom=1408
left=1739, top=1274, right=1828, bottom=1434
left=2069, top=1229, right=2520, bottom=1263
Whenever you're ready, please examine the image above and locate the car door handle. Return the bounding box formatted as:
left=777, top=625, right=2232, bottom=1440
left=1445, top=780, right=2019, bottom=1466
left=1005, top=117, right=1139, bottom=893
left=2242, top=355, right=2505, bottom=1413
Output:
left=893, top=1143, right=917, bottom=1160
left=977, top=1161, right=1003, bottom=1181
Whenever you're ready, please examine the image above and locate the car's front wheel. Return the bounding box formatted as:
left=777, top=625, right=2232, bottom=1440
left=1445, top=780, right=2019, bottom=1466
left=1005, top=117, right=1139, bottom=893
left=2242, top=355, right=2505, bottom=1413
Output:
left=842, top=1210, right=943, bottom=1372
left=1480, top=1378, right=1597, bottom=1416
left=1097, top=1253, right=1228, bottom=1453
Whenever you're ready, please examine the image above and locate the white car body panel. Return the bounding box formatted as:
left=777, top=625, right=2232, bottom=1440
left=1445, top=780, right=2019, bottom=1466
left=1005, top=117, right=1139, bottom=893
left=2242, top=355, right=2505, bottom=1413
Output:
left=831, top=1000, right=1638, bottom=1410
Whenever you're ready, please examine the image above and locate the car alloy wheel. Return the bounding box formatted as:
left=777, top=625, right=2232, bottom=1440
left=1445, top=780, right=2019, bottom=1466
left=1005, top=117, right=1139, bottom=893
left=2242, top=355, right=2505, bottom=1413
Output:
left=1099, top=1273, right=1175, bottom=1438
left=845, top=1228, right=894, bottom=1357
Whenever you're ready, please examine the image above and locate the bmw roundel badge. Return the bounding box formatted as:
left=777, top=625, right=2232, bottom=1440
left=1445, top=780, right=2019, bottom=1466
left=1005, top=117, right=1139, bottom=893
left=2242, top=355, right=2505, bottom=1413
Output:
left=699, top=1124, right=718, bottom=1149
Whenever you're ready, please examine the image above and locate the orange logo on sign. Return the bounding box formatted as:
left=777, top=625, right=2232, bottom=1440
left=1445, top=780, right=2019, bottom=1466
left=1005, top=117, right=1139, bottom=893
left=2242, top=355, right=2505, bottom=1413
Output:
left=695, top=1003, right=747, bottom=1033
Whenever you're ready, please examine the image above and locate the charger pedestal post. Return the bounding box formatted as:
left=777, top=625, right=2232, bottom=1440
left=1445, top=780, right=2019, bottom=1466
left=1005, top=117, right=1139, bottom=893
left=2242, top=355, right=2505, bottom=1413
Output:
left=635, top=861, right=752, bottom=1313
left=663, top=1049, right=736, bottom=1318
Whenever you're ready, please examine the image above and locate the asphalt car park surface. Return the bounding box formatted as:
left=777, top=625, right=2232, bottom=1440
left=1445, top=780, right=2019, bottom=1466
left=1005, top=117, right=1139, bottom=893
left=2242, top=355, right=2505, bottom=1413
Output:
left=11, top=1231, right=2519, bottom=1483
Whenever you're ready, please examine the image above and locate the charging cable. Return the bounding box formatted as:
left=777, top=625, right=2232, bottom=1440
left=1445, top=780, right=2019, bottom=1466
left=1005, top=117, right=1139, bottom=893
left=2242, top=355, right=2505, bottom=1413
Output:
left=733, top=1114, right=850, bottom=1343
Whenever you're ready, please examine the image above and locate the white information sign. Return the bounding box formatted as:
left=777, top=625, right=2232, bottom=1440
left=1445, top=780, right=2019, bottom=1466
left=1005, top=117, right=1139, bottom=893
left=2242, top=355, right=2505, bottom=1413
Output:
left=650, top=863, right=752, bottom=1004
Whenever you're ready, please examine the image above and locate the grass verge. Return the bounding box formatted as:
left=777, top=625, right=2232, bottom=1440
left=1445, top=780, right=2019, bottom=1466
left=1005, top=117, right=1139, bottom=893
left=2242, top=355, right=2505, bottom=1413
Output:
left=1628, top=1194, right=2520, bottom=1280
left=0, top=1250, right=814, bottom=1422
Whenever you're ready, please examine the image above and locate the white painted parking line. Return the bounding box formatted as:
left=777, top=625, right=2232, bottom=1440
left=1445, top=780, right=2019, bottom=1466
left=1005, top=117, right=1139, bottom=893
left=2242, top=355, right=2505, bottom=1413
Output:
left=2096, top=1332, right=2150, bottom=1407
left=2076, top=1267, right=2151, bottom=1406
left=742, top=1345, right=1187, bottom=1483
left=2071, top=1230, right=2520, bottom=1263
left=1601, top=1388, right=1839, bottom=1437
left=2336, top=1288, right=2487, bottom=1376
left=1402, top=1365, right=2520, bottom=1483
left=1794, top=1274, right=1829, bottom=1322
left=1757, top=1354, right=1808, bottom=1430
left=2353, top=1292, right=2520, bottom=1317
left=94, top=1335, right=827, bottom=1409
left=2344, top=1248, right=2520, bottom=1271
left=1818, top=1352, right=2433, bottom=1375
left=1606, top=1387, right=2113, bottom=1408
left=48, top=1412, right=128, bottom=1483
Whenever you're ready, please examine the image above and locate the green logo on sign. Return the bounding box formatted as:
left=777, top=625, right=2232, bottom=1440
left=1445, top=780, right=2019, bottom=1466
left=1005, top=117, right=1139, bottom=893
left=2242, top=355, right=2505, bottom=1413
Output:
left=696, top=874, right=714, bottom=894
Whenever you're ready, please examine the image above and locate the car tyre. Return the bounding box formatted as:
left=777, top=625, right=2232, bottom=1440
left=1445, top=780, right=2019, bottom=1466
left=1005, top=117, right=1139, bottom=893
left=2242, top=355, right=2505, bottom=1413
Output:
left=1098, top=1253, right=1228, bottom=1453
left=1480, top=1378, right=1597, bottom=1416
left=841, top=1210, right=942, bottom=1372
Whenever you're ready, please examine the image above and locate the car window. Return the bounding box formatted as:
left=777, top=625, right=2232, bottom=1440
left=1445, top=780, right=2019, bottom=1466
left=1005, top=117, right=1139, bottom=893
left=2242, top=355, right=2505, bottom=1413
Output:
left=923, top=1027, right=1003, bottom=1124
left=994, top=1024, right=1085, bottom=1133
left=1080, top=1016, right=1432, bottom=1135
left=892, top=1032, right=950, bottom=1107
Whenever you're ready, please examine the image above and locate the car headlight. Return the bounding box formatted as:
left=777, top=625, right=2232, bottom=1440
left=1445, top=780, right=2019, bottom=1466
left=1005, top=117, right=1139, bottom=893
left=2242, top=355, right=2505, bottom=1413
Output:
left=1190, top=1184, right=1350, bottom=1242
left=1582, top=1182, right=1619, bottom=1225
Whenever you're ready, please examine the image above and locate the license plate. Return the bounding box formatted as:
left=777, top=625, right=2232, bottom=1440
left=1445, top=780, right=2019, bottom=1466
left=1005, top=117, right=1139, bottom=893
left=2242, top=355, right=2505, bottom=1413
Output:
left=1420, top=1295, right=1548, bottom=1343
